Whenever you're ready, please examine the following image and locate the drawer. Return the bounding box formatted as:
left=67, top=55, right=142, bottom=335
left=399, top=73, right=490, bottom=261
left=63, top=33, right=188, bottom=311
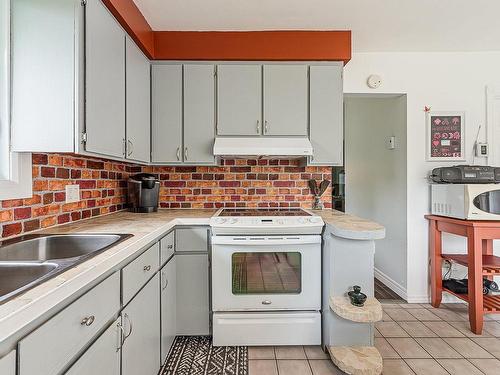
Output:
left=160, top=231, right=174, bottom=265
left=18, top=272, right=120, bottom=375
left=175, top=227, right=208, bottom=252
left=122, top=242, right=160, bottom=305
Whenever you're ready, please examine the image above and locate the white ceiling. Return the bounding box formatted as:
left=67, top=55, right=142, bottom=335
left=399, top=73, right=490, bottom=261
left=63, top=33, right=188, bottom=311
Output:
left=132, top=0, right=500, bottom=52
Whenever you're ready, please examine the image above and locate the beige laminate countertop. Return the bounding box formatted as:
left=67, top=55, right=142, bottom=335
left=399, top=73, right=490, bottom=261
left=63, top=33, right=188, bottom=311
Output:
left=0, top=208, right=383, bottom=355
left=316, top=210, right=386, bottom=240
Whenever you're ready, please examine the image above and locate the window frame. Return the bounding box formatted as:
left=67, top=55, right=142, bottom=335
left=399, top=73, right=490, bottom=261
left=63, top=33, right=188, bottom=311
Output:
left=0, top=0, right=32, bottom=200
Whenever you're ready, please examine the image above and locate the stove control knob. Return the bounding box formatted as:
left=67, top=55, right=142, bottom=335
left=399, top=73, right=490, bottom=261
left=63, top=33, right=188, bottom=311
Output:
left=229, top=218, right=237, bottom=224
left=309, top=217, right=322, bottom=223
left=298, top=218, right=307, bottom=224
left=216, top=218, right=227, bottom=224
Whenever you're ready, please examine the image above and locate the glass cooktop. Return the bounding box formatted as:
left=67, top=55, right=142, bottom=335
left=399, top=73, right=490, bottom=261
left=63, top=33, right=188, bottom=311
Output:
left=218, top=208, right=312, bottom=217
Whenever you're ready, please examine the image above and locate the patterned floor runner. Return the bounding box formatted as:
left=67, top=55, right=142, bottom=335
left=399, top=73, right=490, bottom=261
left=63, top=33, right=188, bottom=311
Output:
left=160, top=336, right=248, bottom=375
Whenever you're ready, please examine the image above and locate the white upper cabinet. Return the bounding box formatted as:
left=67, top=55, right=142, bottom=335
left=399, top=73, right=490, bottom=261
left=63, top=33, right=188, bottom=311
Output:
left=11, top=0, right=82, bottom=152
left=217, top=65, right=262, bottom=136
left=151, top=65, right=183, bottom=163
left=183, top=65, right=216, bottom=164
left=125, top=36, right=150, bottom=163
left=263, top=65, right=308, bottom=136
left=85, top=0, right=126, bottom=158
left=309, top=64, right=344, bottom=165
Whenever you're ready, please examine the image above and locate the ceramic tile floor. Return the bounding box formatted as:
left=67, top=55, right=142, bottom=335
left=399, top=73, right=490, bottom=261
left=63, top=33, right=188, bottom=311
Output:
left=248, top=302, right=500, bottom=374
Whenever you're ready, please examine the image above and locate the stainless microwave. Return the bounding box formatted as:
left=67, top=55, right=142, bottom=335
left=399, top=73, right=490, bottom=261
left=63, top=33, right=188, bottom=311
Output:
left=431, top=184, right=500, bottom=220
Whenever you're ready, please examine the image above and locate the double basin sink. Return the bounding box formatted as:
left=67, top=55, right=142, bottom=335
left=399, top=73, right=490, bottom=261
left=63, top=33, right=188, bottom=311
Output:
left=0, top=233, right=132, bottom=304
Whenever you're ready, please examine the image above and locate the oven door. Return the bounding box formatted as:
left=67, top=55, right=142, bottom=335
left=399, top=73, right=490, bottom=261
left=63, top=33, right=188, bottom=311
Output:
left=211, top=235, right=321, bottom=311
left=467, top=184, right=500, bottom=219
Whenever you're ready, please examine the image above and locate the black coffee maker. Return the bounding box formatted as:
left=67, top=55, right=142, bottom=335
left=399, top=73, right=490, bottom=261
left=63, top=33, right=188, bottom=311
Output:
left=127, top=173, right=160, bottom=213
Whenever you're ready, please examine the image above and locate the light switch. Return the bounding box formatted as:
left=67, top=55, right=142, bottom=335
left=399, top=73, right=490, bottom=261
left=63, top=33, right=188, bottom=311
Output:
left=65, top=184, right=80, bottom=203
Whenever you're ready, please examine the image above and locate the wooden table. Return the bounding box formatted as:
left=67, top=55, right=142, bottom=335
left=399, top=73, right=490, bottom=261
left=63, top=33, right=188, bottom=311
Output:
left=426, top=215, right=500, bottom=334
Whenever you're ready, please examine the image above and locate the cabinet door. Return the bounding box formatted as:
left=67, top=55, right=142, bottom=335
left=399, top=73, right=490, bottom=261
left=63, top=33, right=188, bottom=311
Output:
left=309, top=65, right=343, bottom=165
left=125, top=36, right=150, bottom=163
left=217, top=65, right=262, bottom=136
left=263, top=65, right=308, bottom=136
left=0, top=351, right=15, bottom=375
left=122, top=273, right=161, bottom=375
left=160, top=258, right=176, bottom=361
left=65, top=319, right=121, bottom=375
left=176, top=254, right=210, bottom=335
left=85, top=0, right=126, bottom=158
left=151, top=65, right=183, bottom=163
left=183, top=65, right=216, bottom=164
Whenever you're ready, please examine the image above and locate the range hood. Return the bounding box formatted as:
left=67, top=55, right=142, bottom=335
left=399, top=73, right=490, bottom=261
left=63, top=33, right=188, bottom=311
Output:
left=213, top=137, right=313, bottom=158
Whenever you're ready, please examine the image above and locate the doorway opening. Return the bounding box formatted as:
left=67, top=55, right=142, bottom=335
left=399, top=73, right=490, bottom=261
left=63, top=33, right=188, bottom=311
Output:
left=341, top=94, right=408, bottom=301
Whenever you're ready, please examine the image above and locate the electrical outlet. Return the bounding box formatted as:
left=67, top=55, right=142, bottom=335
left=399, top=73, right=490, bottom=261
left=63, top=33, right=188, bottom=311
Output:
left=65, top=184, right=80, bottom=203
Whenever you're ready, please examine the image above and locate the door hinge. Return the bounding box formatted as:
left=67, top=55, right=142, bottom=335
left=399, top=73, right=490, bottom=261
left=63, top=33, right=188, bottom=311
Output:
left=81, top=0, right=87, bottom=6
left=81, top=132, right=87, bottom=144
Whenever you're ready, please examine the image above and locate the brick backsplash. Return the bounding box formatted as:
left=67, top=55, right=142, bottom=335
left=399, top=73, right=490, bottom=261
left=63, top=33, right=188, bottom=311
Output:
left=143, top=159, right=332, bottom=210
left=0, top=155, right=332, bottom=239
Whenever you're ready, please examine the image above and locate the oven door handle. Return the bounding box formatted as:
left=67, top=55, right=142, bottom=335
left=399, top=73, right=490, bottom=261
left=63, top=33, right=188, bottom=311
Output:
left=211, top=236, right=321, bottom=245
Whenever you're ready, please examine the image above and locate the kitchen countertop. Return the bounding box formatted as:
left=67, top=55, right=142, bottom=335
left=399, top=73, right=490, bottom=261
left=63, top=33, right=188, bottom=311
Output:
left=0, top=208, right=383, bottom=355
left=316, top=210, right=386, bottom=240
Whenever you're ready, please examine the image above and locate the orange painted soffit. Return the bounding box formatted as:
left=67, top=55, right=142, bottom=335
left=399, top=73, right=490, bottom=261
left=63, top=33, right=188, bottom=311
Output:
left=101, top=0, right=155, bottom=58
left=153, top=31, right=351, bottom=63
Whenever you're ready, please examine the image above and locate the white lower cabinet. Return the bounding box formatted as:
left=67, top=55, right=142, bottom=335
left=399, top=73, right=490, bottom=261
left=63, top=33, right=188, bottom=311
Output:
left=121, top=273, right=161, bottom=375
left=176, top=254, right=210, bottom=335
left=65, top=319, right=121, bottom=375
left=160, top=257, right=176, bottom=361
left=0, top=350, right=15, bottom=375
left=18, top=272, right=120, bottom=375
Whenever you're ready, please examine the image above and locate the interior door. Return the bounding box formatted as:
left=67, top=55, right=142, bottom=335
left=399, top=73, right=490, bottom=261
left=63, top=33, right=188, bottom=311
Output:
left=263, top=65, right=308, bottom=136
left=217, top=65, right=262, bottom=136
left=151, top=64, right=183, bottom=163
left=85, top=0, right=125, bottom=158
left=125, top=36, right=150, bottom=163
left=183, top=65, right=216, bottom=164
left=160, top=257, right=176, bottom=361
left=122, top=274, right=161, bottom=375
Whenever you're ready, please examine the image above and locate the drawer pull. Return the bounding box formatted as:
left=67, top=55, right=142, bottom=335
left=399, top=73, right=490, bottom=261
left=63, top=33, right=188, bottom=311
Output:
left=262, top=300, right=272, bottom=305
left=143, top=265, right=152, bottom=272
left=167, top=244, right=173, bottom=249
left=81, top=315, right=95, bottom=326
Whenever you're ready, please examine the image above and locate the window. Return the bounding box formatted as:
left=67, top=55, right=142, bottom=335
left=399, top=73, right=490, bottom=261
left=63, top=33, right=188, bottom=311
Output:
left=0, top=0, right=31, bottom=200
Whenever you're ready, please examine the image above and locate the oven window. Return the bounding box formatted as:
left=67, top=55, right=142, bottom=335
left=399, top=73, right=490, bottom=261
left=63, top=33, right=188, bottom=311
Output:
left=473, top=190, right=500, bottom=214
left=232, top=252, right=301, bottom=294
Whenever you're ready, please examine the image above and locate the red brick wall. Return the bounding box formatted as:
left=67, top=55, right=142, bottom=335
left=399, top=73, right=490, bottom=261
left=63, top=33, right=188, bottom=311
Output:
left=143, top=159, right=332, bottom=209
left=0, top=155, right=332, bottom=239
left=0, top=153, right=141, bottom=239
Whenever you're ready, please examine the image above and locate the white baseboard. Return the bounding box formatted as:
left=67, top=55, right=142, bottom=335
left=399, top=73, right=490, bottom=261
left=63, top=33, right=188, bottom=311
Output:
left=374, top=268, right=408, bottom=301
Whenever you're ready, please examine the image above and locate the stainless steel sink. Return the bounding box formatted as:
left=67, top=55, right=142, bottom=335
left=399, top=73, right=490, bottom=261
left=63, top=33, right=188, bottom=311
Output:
left=0, top=233, right=132, bottom=304
left=0, top=234, right=126, bottom=261
left=0, top=262, right=59, bottom=302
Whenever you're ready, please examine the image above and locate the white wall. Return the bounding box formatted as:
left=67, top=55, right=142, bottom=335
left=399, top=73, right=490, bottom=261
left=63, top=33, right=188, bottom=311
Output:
left=344, top=52, right=500, bottom=302
left=344, top=96, right=407, bottom=295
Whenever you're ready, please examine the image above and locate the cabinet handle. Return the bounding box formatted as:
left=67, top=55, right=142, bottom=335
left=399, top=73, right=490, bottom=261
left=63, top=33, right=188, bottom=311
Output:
left=127, top=140, right=133, bottom=157
left=184, top=147, right=188, bottom=161
left=256, top=120, right=261, bottom=134
left=122, top=138, right=126, bottom=156
left=262, top=300, right=272, bottom=305
left=176, top=147, right=180, bottom=161
left=167, top=244, right=173, bottom=249
left=81, top=315, right=95, bottom=326
left=123, top=313, right=133, bottom=340
left=161, top=273, right=169, bottom=290
left=117, top=321, right=126, bottom=352
left=264, top=121, right=269, bottom=134
left=143, top=265, right=152, bottom=272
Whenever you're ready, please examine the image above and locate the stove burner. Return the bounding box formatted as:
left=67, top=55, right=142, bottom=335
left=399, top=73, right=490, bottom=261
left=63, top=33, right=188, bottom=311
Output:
left=218, top=208, right=312, bottom=217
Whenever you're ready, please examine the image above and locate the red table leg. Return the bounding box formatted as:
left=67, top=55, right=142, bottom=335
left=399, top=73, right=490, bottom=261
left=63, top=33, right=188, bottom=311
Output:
left=430, top=219, right=443, bottom=308
left=468, top=228, right=484, bottom=334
